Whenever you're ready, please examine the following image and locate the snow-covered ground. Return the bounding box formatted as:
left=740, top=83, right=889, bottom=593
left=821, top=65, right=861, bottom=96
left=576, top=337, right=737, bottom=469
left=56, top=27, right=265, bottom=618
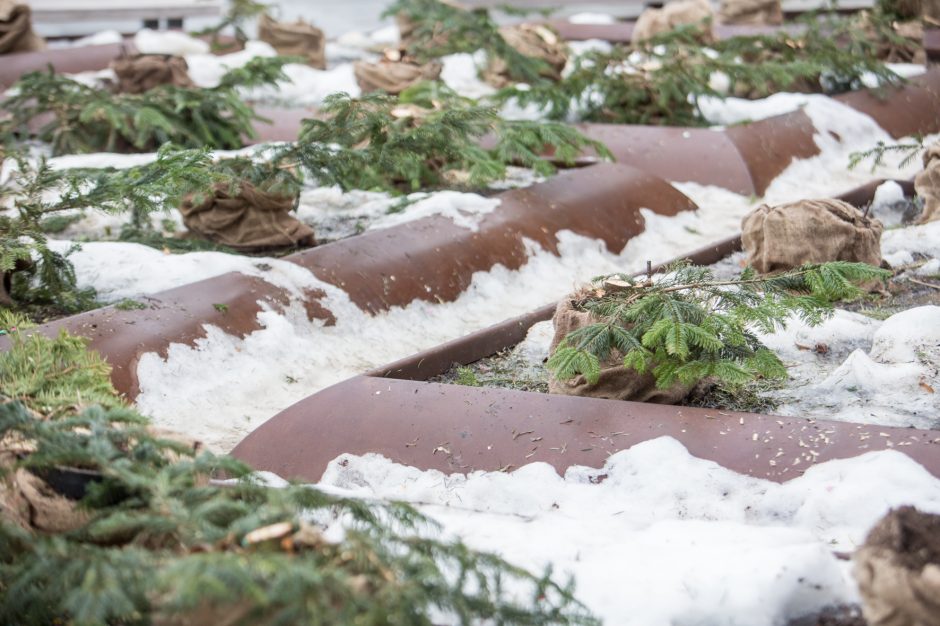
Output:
left=275, top=437, right=940, bottom=626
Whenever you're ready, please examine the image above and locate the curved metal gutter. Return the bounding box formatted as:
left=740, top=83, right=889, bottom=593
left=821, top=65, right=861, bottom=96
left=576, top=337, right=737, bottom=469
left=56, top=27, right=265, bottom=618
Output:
left=230, top=178, right=940, bottom=483
left=230, top=375, right=940, bottom=482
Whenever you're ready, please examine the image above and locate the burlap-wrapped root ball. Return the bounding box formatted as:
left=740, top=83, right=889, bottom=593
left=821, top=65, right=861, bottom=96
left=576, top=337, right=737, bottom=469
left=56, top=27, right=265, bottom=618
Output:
left=633, top=0, right=715, bottom=44
left=0, top=0, right=44, bottom=54
left=741, top=199, right=884, bottom=273
left=258, top=13, right=325, bottom=69
left=110, top=54, right=195, bottom=95
left=180, top=181, right=315, bottom=251
left=547, top=291, right=695, bottom=403
left=853, top=506, right=940, bottom=626
left=354, top=53, right=443, bottom=95
left=915, top=141, right=940, bottom=224
left=482, top=24, right=568, bottom=88
left=718, top=0, right=783, bottom=25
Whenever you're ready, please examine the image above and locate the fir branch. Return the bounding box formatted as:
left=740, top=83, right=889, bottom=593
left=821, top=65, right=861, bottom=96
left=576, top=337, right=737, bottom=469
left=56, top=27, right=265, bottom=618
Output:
left=495, top=15, right=901, bottom=125
left=547, top=261, right=890, bottom=391
left=191, top=0, right=271, bottom=48
left=848, top=139, right=925, bottom=172
left=383, top=0, right=554, bottom=84
left=0, top=329, right=598, bottom=625
left=5, top=57, right=291, bottom=155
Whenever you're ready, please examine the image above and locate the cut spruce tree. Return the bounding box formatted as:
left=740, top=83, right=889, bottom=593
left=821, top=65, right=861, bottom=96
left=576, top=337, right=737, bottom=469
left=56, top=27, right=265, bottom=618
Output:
left=4, top=56, right=292, bottom=155
left=0, top=326, right=597, bottom=626
left=547, top=261, right=890, bottom=391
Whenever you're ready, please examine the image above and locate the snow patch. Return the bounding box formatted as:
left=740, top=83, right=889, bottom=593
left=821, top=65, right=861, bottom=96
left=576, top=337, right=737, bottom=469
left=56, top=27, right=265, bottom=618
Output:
left=315, top=438, right=940, bottom=626
left=134, top=29, right=209, bottom=56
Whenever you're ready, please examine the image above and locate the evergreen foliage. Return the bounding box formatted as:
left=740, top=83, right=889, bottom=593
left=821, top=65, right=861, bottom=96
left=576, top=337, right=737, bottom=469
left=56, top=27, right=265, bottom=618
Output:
left=193, top=0, right=271, bottom=48
left=0, top=146, right=225, bottom=310
left=382, top=0, right=554, bottom=84
left=5, top=57, right=290, bottom=155
left=849, top=138, right=925, bottom=171
left=269, top=86, right=611, bottom=192
left=496, top=16, right=900, bottom=125
left=0, top=329, right=597, bottom=626
left=547, top=261, right=890, bottom=390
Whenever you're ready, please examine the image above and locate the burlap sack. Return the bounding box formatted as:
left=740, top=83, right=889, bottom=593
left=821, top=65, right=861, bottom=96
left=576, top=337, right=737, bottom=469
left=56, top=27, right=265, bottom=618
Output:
left=110, top=54, right=195, bottom=95
left=915, top=141, right=940, bottom=224
left=853, top=506, right=940, bottom=626
left=633, top=0, right=715, bottom=44
left=354, top=55, right=443, bottom=94
left=0, top=450, right=89, bottom=533
left=257, top=13, right=325, bottom=70
left=482, top=24, right=568, bottom=88
left=0, top=0, right=44, bottom=55
left=741, top=199, right=884, bottom=273
left=548, top=292, right=694, bottom=403
left=718, top=0, right=783, bottom=25
left=180, top=181, right=315, bottom=251
left=855, top=12, right=926, bottom=64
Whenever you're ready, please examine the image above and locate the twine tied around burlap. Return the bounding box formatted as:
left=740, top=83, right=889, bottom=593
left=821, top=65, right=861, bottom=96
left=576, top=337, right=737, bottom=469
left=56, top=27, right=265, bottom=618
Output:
left=547, top=290, right=695, bottom=403
left=914, top=141, right=940, bottom=224
left=853, top=506, right=940, bottom=626
left=741, top=199, right=884, bottom=273
left=179, top=181, right=315, bottom=251
left=110, top=54, right=195, bottom=95
left=257, top=13, right=326, bottom=70
left=633, top=0, right=715, bottom=44
left=0, top=0, right=44, bottom=54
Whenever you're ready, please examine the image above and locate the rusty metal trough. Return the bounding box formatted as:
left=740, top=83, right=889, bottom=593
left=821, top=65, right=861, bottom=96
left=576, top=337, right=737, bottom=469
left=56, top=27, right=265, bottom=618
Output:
left=230, top=178, right=940, bottom=484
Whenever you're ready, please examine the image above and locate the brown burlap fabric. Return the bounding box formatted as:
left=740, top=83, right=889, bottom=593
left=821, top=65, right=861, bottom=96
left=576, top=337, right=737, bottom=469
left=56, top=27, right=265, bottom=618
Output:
left=482, top=24, right=568, bottom=88
left=0, top=450, right=89, bottom=533
left=741, top=199, right=884, bottom=273
left=548, top=292, right=694, bottom=403
left=633, top=0, right=715, bottom=43
left=0, top=0, right=44, bottom=54
left=915, top=141, right=940, bottom=224
left=718, top=0, right=783, bottom=25
left=110, top=54, right=195, bottom=95
left=180, top=181, right=315, bottom=251
left=257, top=13, right=325, bottom=70
left=853, top=506, right=940, bottom=626
left=354, top=56, right=443, bottom=94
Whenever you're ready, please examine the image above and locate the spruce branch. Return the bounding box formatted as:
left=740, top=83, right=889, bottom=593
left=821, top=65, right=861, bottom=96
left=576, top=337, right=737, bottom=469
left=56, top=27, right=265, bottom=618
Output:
left=495, top=15, right=901, bottom=125
left=0, top=329, right=598, bottom=625
left=848, top=138, right=925, bottom=172
left=383, top=0, right=555, bottom=85
left=5, top=57, right=291, bottom=155
left=548, top=261, right=890, bottom=391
